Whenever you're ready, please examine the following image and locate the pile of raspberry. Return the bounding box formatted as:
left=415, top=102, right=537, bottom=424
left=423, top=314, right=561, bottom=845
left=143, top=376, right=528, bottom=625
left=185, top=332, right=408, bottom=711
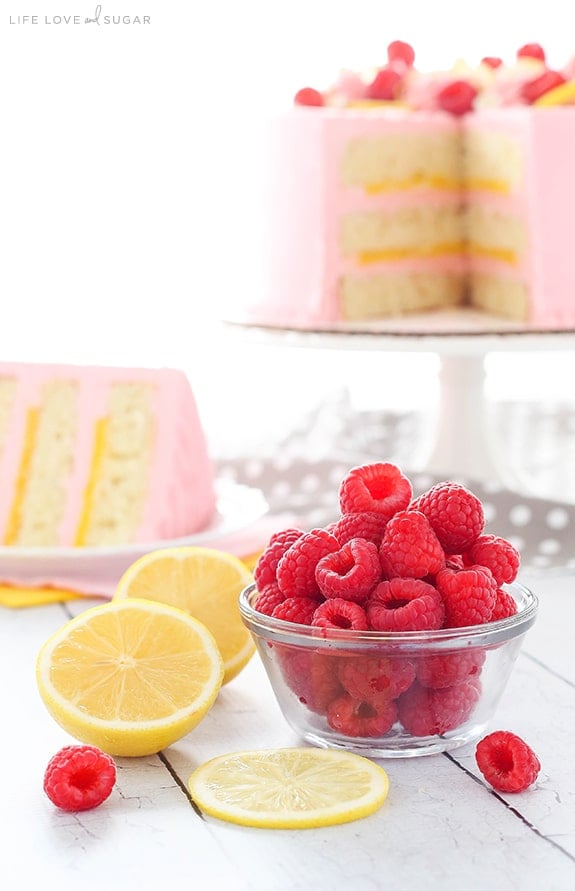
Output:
left=253, top=462, right=521, bottom=740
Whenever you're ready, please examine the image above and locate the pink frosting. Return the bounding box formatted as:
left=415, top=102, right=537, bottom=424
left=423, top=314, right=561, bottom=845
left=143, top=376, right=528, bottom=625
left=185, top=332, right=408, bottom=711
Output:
left=0, top=363, right=216, bottom=546
left=240, top=102, right=575, bottom=329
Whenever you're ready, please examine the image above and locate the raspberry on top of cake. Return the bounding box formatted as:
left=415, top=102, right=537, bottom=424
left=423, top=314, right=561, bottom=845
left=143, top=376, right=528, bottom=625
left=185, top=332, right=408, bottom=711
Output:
left=246, top=41, right=575, bottom=328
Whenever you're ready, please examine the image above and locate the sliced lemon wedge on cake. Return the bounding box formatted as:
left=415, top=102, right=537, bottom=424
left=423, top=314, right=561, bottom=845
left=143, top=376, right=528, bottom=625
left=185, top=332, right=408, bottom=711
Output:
left=188, top=748, right=390, bottom=829
left=114, top=546, right=255, bottom=685
left=36, top=599, right=224, bottom=757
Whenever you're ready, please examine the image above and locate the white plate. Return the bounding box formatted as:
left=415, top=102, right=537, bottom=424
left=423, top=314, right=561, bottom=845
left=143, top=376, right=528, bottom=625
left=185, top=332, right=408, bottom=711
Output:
left=0, top=479, right=268, bottom=587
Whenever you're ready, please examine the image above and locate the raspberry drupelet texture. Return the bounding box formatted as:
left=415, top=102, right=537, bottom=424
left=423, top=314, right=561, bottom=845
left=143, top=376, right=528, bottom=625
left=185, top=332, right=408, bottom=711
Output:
left=43, top=745, right=116, bottom=812
left=465, top=534, right=521, bottom=586
left=315, top=537, right=382, bottom=603
left=277, top=647, right=343, bottom=714
left=367, top=578, right=445, bottom=632
left=338, top=655, right=415, bottom=702
left=411, top=481, right=485, bottom=553
left=437, top=565, right=498, bottom=627
left=254, top=582, right=285, bottom=616
left=276, top=528, right=340, bottom=599
left=398, top=678, right=481, bottom=736
left=491, top=588, right=519, bottom=621
left=338, top=462, right=412, bottom=521
left=271, top=596, right=320, bottom=625
left=312, top=598, right=369, bottom=631
left=331, top=511, right=389, bottom=546
left=379, top=510, right=445, bottom=579
left=327, top=693, right=398, bottom=738
left=415, top=649, right=486, bottom=689
left=253, top=527, right=304, bottom=590
left=475, top=730, right=541, bottom=792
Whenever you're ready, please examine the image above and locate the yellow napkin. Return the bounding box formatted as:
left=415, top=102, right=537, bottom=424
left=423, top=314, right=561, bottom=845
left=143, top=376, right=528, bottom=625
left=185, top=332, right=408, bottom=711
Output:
left=0, top=550, right=264, bottom=609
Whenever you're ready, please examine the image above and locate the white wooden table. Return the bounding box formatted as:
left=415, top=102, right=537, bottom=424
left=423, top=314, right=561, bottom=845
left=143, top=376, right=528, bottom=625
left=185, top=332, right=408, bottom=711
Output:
left=2, top=568, right=574, bottom=891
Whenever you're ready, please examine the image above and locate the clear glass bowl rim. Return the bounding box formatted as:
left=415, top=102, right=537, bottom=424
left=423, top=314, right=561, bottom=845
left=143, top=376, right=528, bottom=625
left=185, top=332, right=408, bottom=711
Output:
left=239, top=581, right=538, bottom=652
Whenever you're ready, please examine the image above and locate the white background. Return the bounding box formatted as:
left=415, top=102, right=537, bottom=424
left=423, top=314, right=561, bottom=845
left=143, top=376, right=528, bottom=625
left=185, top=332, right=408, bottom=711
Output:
left=1, top=0, right=575, bottom=474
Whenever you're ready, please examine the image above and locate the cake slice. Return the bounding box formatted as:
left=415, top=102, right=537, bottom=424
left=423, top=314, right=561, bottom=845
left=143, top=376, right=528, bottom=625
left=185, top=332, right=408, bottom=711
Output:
left=0, top=363, right=216, bottom=547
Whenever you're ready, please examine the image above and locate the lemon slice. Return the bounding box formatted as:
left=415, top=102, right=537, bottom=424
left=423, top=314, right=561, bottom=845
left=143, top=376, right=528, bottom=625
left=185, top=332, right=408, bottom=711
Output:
left=36, top=599, right=224, bottom=757
left=114, top=546, right=255, bottom=685
left=188, top=748, right=390, bottom=828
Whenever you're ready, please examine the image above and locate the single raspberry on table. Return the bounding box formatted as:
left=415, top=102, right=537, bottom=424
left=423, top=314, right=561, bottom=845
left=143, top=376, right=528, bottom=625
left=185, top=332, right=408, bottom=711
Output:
left=271, top=596, right=321, bottom=626
left=327, top=693, right=398, bottom=738
left=276, top=528, right=339, bottom=598
left=491, top=587, right=519, bottom=621
left=367, top=577, right=445, bottom=631
left=276, top=647, right=343, bottom=715
left=436, top=565, right=498, bottom=627
left=338, top=654, right=415, bottom=702
left=411, top=481, right=485, bottom=553
left=331, top=511, right=389, bottom=546
left=338, top=463, right=412, bottom=521
left=311, top=598, right=369, bottom=631
left=465, top=534, right=520, bottom=585
left=253, top=527, right=304, bottom=590
left=379, top=509, right=445, bottom=579
left=475, top=730, right=541, bottom=792
left=254, top=582, right=285, bottom=616
left=415, top=649, right=486, bottom=689
left=398, top=678, right=481, bottom=736
left=43, top=745, right=116, bottom=812
left=315, top=537, right=382, bottom=603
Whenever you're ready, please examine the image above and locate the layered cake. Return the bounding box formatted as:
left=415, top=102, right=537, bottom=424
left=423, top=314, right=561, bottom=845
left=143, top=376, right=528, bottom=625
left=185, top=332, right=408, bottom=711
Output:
left=0, top=363, right=216, bottom=547
left=242, top=41, right=575, bottom=328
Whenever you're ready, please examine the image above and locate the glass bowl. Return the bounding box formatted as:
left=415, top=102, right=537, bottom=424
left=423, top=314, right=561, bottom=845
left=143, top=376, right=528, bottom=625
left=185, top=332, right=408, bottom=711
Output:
left=239, top=582, right=538, bottom=758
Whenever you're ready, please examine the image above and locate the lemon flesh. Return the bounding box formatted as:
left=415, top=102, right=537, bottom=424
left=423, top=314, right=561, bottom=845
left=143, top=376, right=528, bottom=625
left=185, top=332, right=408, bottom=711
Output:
left=188, top=747, right=390, bottom=829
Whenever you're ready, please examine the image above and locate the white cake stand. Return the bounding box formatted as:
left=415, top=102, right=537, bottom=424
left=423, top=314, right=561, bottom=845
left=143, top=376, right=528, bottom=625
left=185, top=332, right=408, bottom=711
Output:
left=221, top=309, right=575, bottom=486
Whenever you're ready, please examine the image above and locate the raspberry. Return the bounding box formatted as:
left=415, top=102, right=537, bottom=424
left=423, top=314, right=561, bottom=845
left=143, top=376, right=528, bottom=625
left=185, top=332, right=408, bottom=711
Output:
left=387, top=40, right=415, bottom=68
left=481, top=56, right=503, bottom=69
left=517, top=43, right=546, bottom=63
left=339, top=462, right=412, bottom=521
left=327, top=693, right=398, bottom=738
left=364, top=66, right=403, bottom=100
left=398, top=679, right=481, bottom=736
left=294, top=87, right=325, bottom=107
left=271, top=596, right=320, bottom=625
left=338, top=654, right=415, bottom=701
left=43, top=745, right=116, bottom=812
left=277, top=647, right=342, bottom=714
left=311, top=598, right=369, bottom=631
left=331, top=511, right=389, bottom=546
left=367, top=578, right=444, bottom=631
left=276, top=528, right=339, bottom=598
left=315, top=538, right=382, bottom=603
left=475, top=731, right=541, bottom=792
left=522, top=70, right=567, bottom=104
left=465, top=534, right=520, bottom=585
left=491, top=588, right=518, bottom=621
left=411, top=481, right=485, bottom=552
left=436, top=565, right=497, bottom=627
left=254, top=528, right=304, bottom=590
left=254, top=582, right=285, bottom=616
left=415, top=649, right=486, bottom=689
left=437, top=80, right=478, bottom=116
left=379, top=510, right=445, bottom=580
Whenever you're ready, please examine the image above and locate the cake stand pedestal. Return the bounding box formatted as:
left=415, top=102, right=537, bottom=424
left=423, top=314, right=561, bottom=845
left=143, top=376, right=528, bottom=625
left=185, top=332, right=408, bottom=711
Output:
left=220, top=310, right=575, bottom=487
